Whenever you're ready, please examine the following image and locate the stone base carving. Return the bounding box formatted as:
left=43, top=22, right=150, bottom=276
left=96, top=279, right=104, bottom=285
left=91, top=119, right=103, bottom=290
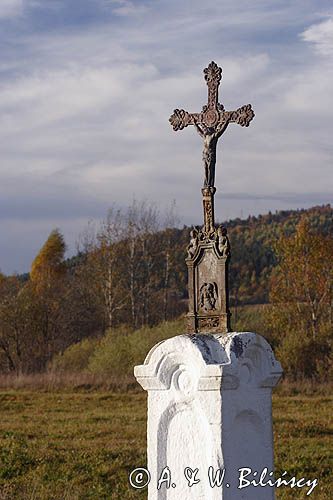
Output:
left=135, top=332, right=283, bottom=499
left=186, top=225, right=231, bottom=334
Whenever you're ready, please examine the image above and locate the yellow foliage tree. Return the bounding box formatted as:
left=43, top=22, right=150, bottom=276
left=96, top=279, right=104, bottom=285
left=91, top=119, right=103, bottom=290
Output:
left=268, top=216, right=333, bottom=379
left=30, top=229, right=66, bottom=288
left=270, top=217, right=333, bottom=339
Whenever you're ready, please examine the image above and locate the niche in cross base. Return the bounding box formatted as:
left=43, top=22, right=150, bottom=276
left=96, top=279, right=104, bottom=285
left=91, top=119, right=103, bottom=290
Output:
left=196, top=246, right=225, bottom=314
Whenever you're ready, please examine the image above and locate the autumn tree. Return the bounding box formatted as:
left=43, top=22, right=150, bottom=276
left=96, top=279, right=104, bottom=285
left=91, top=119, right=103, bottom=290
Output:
left=268, top=217, right=333, bottom=379
left=28, top=229, right=68, bottom=368
left=76, top=200, right=179, bottom=329
left=0, top=275, right=25, bottom=373
left=82, top=209, right=128, bottom=329
left=133, top=201, right=160, bottom=326
left=124, top=200, right=161, bottom=328
left=30, top=229, right=66, bottom=288
left=0, top=275, right=49, bottom=373
left=160, top=202, right=181, bottom=321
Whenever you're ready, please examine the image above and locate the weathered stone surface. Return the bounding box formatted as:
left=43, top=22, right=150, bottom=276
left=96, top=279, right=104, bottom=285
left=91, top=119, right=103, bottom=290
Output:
left=135, top=331, right=283, bottom=499
left=186, top=224, right=231, bottom=333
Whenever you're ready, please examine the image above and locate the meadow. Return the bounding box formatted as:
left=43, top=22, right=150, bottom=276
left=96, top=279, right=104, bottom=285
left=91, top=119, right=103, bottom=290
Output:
left=0, top=387, right=331, bottom=499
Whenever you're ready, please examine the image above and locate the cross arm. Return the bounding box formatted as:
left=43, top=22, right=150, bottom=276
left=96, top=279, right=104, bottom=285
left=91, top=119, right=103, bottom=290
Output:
left=169, top=109, right=200, bottom=131
left=225, top=104, right=255, bottom=127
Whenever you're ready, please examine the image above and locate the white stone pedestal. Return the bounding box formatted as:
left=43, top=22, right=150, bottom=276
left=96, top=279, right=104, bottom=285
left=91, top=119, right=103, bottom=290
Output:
left=134, top=332, right=282, bottom=499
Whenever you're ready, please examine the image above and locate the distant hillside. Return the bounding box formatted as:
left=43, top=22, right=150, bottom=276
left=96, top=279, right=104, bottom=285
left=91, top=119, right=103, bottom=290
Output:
left=171, top=204, right=332, bottom=306
left=19, top=204, right=333, bottom=308
left=225, top=204, right=332, bottom=304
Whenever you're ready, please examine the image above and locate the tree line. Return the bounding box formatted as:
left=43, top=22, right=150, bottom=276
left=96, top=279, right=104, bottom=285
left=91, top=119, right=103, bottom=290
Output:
left=0, top=202, right=332, bottom=377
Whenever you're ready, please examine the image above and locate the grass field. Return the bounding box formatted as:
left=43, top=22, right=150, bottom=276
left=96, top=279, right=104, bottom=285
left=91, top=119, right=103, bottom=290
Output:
left=0, top=389, right=331, bottom=499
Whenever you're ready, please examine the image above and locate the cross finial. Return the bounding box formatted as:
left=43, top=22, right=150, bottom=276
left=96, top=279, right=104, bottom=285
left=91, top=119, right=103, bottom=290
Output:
left=204, top=61, right=222, bottom=113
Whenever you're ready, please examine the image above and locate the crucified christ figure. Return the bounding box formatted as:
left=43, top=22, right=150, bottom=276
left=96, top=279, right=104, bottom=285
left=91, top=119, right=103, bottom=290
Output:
left=169, top=62, right=254, bottom=189
left=194, top=119, right=229, bottom=188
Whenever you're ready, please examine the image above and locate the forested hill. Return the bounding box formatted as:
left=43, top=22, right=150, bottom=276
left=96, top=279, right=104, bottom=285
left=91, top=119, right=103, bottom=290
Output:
left=16, top=203, right=333, bottom=309
left=224, top=204, right=332, bottom=304
left=66, top=203, right=332, bottom=309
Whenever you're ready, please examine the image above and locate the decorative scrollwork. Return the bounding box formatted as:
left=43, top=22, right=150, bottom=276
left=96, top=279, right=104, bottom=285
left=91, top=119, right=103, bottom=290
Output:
left=232, top=104, right=255, bottom=127
left=199, top=317, right=220, bottom=330
left=169, top=109, right=190, bottom=131
left=190, top=223, right=231, bottom=258
left=203, top=61, right=222, bottom=86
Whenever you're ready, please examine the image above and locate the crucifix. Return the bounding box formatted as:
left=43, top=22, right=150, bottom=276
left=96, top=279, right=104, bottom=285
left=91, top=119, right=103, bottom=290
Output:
left=169, top=61, right=254, bottom=234
left=169, top=62, right=254, bottom=334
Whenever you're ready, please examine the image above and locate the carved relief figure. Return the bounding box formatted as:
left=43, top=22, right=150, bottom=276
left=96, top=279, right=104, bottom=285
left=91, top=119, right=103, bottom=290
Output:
left=217, top=225, right=230, bottom=256
left=187, top=229, right=199, bottom=258
left=199, top=282, right=218, bottom=312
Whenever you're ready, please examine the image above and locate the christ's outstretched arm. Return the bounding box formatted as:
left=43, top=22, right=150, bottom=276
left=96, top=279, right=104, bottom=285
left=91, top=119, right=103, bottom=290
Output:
left=215, top=118, right=230, bottom=138
left=194, top=122, right=205, bottom=137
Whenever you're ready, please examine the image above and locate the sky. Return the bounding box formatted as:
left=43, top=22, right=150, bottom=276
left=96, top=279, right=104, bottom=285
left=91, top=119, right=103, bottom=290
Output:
left=0, top=0, right=332, bottom=274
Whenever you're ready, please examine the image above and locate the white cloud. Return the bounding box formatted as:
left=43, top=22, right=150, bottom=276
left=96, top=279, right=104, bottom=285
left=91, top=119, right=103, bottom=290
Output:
left=300, top=17, right=333, bottom=57
left=0, top=66, right=129, bottom=130
left=281, top=17, right=333, bottom=116
left=103, top=0, right=148, bottom=16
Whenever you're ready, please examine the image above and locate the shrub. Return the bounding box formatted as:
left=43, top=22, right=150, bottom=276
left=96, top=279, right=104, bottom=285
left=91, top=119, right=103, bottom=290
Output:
left=49, top=317, right=186, bottom=381
left=276, top=330, right=331, bottom=381
left=50, top=337, right=99, bottom=373
left=87, top=326, right=135, bottom=377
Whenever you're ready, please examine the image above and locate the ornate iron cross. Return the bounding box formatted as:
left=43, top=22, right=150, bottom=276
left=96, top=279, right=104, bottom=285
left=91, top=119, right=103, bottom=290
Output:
left=169, top=62, right=255, bottom=333
left=169, top=61, right=254, bottom=234
left=169, top=61, right=254, bottom=133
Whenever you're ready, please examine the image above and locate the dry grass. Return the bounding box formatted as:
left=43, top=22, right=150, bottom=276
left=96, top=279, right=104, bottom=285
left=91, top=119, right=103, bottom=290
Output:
left=275, top=378, right=333, bottom=396
left=0, top=390, right=147, bottom=499
left=1, top=371, right=332, bottom=397
left=0, top=388, right=331, bottom=499
left=0, top=372, right=137, bottom=392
